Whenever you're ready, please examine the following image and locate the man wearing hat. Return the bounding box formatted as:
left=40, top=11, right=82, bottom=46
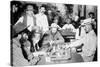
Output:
left=41, top=23, right=64, bottom=50
left=13, top=5, right=36, bottom=35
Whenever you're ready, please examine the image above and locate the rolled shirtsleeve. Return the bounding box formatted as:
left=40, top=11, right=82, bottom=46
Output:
left=70, top=31, right=97, bottom=56
left=43, top=16, right=49, bottom=33
left=15, top=16, right=24, bottom=25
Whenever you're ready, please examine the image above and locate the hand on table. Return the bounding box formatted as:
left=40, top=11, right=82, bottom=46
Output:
left=29, top=56, right=40, bottom=65
left=28, top=53, right=34, bottom=60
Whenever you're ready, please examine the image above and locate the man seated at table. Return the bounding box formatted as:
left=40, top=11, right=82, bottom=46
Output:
left=41, top=23, right=64, bottom=51
left=62, top=18, right=76, bottom=32
left=66, top=23, right=97, bottom=62
left=20, top=32, right=33, bottom=61
left=12, top=33, right=40, bottom=66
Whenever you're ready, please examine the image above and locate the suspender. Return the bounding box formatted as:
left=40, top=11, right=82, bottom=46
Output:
left=79, top=27, right=81, bottom=36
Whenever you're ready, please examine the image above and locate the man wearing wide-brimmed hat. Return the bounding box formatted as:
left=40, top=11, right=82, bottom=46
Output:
left=13, top=5, right=36, bottom=35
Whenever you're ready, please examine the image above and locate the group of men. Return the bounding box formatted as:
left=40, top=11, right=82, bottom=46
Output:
left=12, top=4, right=97, bottom=66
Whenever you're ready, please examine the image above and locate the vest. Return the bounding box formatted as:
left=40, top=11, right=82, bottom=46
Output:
left=23, top=13, right=36, bottom=27
left=13, top=13, right=36, bottom=33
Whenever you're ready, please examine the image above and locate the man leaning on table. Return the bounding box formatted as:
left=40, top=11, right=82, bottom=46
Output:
left=42, top=23, right=64, bottom=49
left=66, top=23, right=97, bottom=62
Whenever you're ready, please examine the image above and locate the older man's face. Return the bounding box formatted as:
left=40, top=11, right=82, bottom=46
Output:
left=26, top=5, right=34, bottom=15
left=51, top=27, right=57, bottom=34
left=85, top=24, right=92, bottom=33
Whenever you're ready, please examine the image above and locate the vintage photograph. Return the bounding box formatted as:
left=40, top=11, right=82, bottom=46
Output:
left=10, top=0, right=97, bottom=66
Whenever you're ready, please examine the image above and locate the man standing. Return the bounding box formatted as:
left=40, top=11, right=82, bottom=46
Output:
left=35, top=6, right=49, bottom=34
left=13, top=5, right=36, bottom=34
left=67, top=23, right=97, bottom=62
left=62, top=18, right=76, bottom=32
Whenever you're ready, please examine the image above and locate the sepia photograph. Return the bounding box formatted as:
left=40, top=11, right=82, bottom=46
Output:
left=10, top=0, right=98, bottom=66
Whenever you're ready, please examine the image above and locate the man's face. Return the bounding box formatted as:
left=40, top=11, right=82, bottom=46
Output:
left=26, top=5, right=34, bottom=15
left=48, top=10, right=52, bottom=14
left=40, top=7, right=45, bottom=13
left=22, top=33, right=28, bottom=39
left=54, top=19, right=58, bottom=24
left=66, top=19, right=71, bottom=24
left=89, top=14, right=93, bottom=18
left=26, top=11, right=33, bottom=15
left=84, top=24, right=92, bottom=33
left=80, top=20, right=84, bottom=24
left=51, top=27, right=57, bottom=34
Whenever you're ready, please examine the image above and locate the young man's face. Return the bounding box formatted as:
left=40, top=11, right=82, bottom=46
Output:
left=89, top=14, right=93, bottom=18
left=40, top=7, right=46, bottom=13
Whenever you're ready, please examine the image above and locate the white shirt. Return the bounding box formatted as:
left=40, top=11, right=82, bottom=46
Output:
left=71, top=30, right=97, bottom=56
left=15, top=14, right=35, bottom=31
left=62, top=24, right=76, bottom=32
left=35, top=13, right=49, bottom=33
